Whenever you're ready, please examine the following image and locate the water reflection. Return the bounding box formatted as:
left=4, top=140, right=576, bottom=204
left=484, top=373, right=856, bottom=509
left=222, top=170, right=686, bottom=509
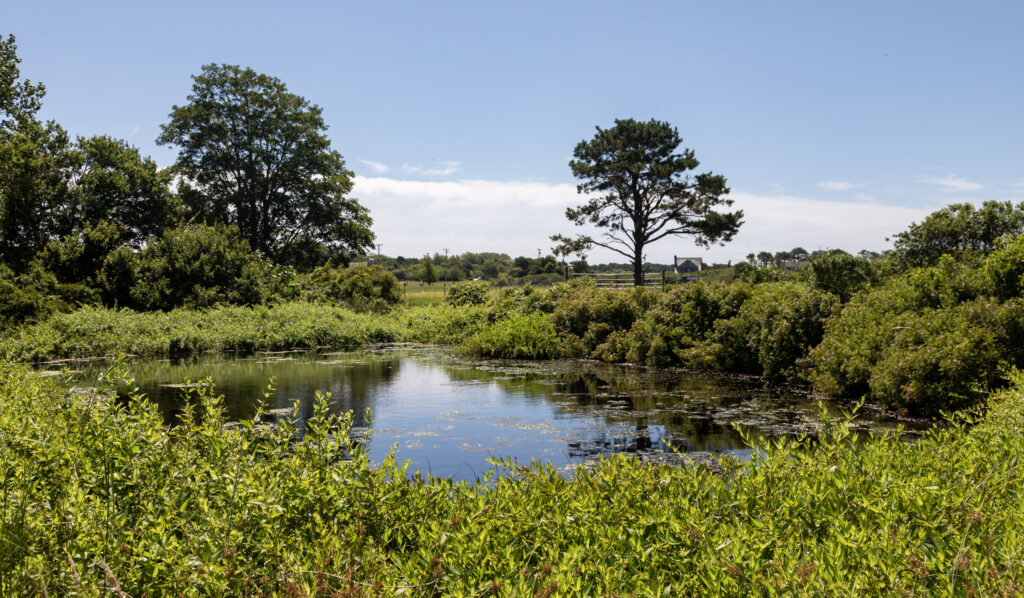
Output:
left=73, top=346, right=927, bottom=480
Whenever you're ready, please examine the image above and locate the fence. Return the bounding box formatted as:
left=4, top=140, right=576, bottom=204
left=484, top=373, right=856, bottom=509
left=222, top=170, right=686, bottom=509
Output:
left=569, top=271, right=669, bottom=289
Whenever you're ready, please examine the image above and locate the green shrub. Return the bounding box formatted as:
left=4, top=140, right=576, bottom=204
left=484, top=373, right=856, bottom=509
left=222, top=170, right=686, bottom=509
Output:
left=809, top=252, right=876, bottom=302
left=300, top=264, right=402, bottom=312
left=34, top=220, right=127, bottom=286
left=0, top=264, right=59, bottom=330
left=806, top=258, right=1024, bottom=414
left=984, top=234, right=1024, bottom=300
left=486, top=284, right=558, bottom=322
left=130, top=223, right=274, bottom=310
left=3, top=359, right=1024, bottom=594
left=685, top=283, right=837, bottom=379
left=550, top=282, right=657, bottom=356
left=463, top=311, right=562, bottom=359
left=445, top=280, right=489, bottom=307
left=865, top=300, right=1024, bottom=413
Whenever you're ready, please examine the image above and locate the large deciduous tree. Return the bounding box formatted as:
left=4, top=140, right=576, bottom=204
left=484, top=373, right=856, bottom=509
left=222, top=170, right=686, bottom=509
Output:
left=157, top=64, right=374, bottom=264
left=552, top=118, right=742, bottom=286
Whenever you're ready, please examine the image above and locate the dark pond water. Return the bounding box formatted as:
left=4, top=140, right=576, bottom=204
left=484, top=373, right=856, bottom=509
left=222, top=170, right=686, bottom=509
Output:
left=66, top=345, right=927, bottom=480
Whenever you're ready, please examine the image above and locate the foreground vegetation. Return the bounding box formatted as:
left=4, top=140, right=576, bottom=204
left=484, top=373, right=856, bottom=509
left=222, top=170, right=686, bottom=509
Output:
left=3, top=359, right=1023, bottom=595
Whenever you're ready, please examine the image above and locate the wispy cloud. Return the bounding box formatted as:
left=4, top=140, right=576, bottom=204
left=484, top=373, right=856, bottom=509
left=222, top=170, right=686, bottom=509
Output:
left=359, top=159, right=390, bottom=175
left=918, top=174, right=984, bottom=192
left=403, top=161, right=460, bottom=176
left=353, top=176, right=936, bottom=263
left=817, top=181, right=868, bottom=191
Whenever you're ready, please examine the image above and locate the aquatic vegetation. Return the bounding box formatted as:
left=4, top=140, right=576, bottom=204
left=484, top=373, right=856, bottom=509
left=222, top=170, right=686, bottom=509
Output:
left=2, top=359, right=1024, bottom=594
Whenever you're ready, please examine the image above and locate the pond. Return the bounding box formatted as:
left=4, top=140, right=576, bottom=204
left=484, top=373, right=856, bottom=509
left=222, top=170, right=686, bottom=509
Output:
left=70, top=345, right=926, bottom=480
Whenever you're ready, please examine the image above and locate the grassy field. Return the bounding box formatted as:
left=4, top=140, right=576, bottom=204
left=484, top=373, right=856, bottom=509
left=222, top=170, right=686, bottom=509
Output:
left=400, top=281, right=448, bottom=307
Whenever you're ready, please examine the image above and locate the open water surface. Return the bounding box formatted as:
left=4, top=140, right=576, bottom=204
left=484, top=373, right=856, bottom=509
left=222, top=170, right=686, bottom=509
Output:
left=69, top=345, right=927, bottom=480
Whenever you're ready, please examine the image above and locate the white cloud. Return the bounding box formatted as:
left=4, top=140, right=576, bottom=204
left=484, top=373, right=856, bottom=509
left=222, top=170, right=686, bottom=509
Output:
left=353, top=177, right=936, bottom=264
left=358, top=159, right=390, bottom=175
left=817, top=180, right=868, bottom=191
left=403, top=161, right=460, bottom=176
left=918, top=174, right=984, bottom=192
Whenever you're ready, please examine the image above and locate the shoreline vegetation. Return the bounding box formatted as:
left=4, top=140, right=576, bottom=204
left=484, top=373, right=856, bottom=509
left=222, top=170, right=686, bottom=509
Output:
left=7, top=232, right=1024, bottom=417
left=2, top=358, right=1023, bottom=594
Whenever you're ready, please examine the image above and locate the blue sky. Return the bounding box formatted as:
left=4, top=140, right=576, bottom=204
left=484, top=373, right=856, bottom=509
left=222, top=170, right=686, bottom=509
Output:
left=6, top=1, right=1023, bottom=263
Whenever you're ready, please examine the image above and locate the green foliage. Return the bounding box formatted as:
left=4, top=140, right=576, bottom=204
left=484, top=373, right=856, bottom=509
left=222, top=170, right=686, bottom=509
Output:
left=417, top=254, right=438, bottom=284
left=0, top=34, right=45, bottom=127
left=300, top=264, right=402, bottom=312
left=130, top=223, right=274, bottom=310
left=809, top=251, right=876, bottom=302
left=35, top=220, right=127, bottom=286
left=553, top=118, right=741, bottom=286
left=691, top=283, right=837, bottom=379
left=157, top=63, right=374, bottom=264
left=984, top=234, right=1024, bottom=300
left=806, top=256, right=1024, bottom=414
left=889, top=200, right=1024, bottom=269
left=3, top=360, right=1024, bottom=594
left=0, top=264, right=60, bottom=330
left=73, top=135, right=178, bottom=245
left=0, top=302, right=406, bottom=361
left=445, top=280, right=489, bottom=307
left=463, top=311, right=562, bottom=359
left=550, top=281, right=658, bottom=356
left=488, top=283, right=558, bottom=322
left=0, top=118, right=78, bottom=270
left=396, top=303, right=490, bottom=345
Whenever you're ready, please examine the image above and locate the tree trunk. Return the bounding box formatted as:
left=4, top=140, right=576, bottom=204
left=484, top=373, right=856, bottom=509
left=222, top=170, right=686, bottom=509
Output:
left=633, top=252, right=644, bottom=287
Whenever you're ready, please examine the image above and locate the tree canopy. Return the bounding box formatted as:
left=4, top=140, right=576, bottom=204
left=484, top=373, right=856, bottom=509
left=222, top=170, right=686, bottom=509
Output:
left=552, top=118, right=742, bottom=285
left=158, top=64, right=374, bottom=264
left=889, top=201, right=1024, bottom=269
left=0, top=34, right=44, bottom=127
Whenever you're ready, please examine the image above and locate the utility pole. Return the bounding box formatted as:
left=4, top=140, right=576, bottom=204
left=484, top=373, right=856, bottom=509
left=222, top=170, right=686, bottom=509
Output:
left=537, top=248, right=541, bottom=259
left=443, top=248, right=449, bottom=261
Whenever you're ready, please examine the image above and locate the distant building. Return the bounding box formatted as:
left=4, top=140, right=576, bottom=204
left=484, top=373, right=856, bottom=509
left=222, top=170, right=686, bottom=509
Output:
left=781, top=259, right=811, bottom=272
left=674, top=256, right=703, bottom=282
left=348, top=261, right=369, bottom=268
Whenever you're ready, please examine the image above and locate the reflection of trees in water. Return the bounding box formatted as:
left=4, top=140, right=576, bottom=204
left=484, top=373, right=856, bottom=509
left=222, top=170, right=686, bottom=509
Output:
left=436, top=360, right=781, bottom=455
left=119, top=352, right=402, bottom=427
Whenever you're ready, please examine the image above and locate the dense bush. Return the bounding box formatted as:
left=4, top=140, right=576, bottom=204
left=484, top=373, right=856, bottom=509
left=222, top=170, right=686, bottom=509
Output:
left=984, top=234, right=1024, bottom=300
left=129, top=223, right=276, bottom=310
left=806, top=255, right=1024, bottom=413
left=3, top=360, right=1024, bottom=594
left=300, top=264, right=402, bottom=312
left=463, top=311, right=562, bottom=359
left=0, top=264, right=61, bottom=330
left=550, top=281, right=658, bottom=357
left=687, top=283, right=837, bottom=379
left=809, top=252, right=876, bottom=302
left=486, top=283, right=559, bottom=322
left=34, top=220, right=127, bottom=287
left=444, top=280, right=489, bottom=307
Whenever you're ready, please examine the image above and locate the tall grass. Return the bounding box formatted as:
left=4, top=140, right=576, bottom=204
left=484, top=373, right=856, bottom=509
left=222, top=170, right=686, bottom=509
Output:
left=2, top=359, right=1023, bottom=594
left=0, top=302, right=491, bottom=362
